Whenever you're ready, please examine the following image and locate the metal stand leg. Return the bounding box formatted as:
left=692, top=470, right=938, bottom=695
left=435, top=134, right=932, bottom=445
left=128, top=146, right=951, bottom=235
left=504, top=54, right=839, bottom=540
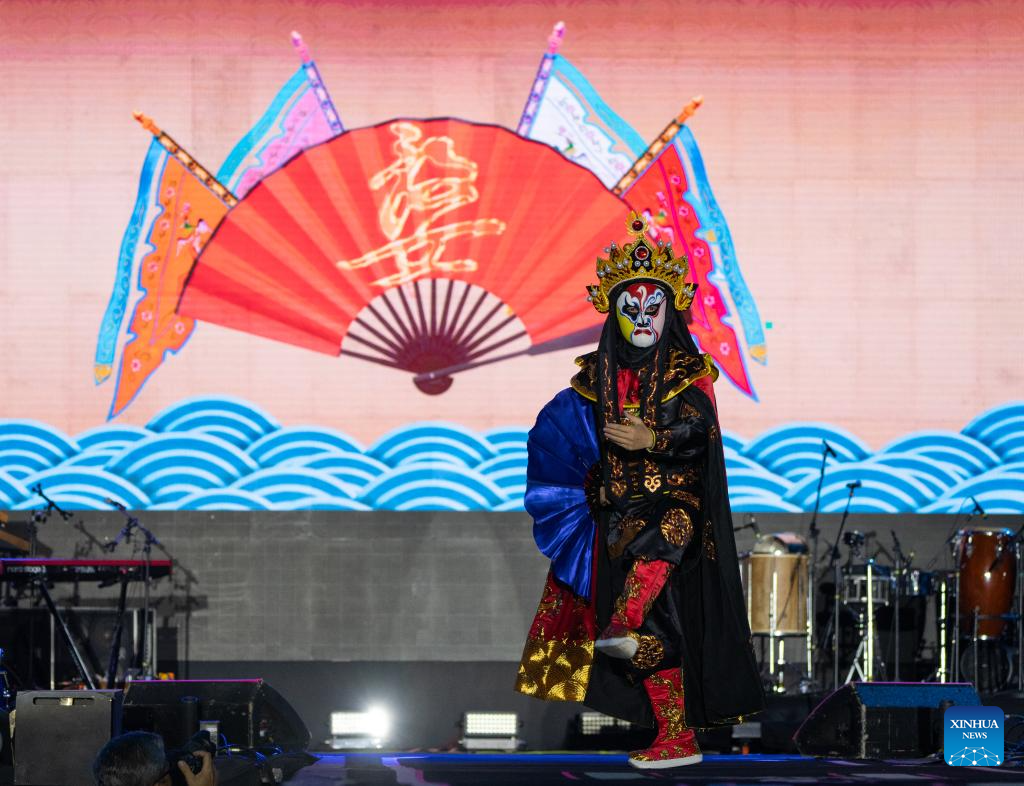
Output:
left=846, top=611, right=868, bottom=683
left=894, top=568, right=901, bottom=681
left=867, top=565, right=874, bottom=681
left=769, top=568, right=779, bottom=689
left=937, top=578, right=948, bottom=683
left=973, top=609, right=980, bottom=692
left=833, top=561, right=841, bottom=690
left=806, top=554, right=814, bottom=683
left=954, top=569, right=961, bottom=680
left=1017, top=540, right=1023, bottom=692
left=777, top=637, right=787, bottom=693
left=107, top=576, right=130, bottom=687
left=36, top=580, right=96, bottom=690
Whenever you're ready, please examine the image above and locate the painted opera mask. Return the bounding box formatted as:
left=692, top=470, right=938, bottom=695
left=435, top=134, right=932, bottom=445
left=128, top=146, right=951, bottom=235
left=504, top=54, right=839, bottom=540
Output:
left=615, top=282, right=667, bottom=348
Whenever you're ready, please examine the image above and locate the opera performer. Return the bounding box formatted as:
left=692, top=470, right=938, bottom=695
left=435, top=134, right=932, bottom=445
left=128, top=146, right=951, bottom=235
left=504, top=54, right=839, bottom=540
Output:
left=514, top=212, right=764, bottom=768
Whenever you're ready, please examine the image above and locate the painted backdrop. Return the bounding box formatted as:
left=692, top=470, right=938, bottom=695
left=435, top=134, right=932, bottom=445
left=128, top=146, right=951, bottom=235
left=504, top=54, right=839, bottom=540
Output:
left=0, top=0, right=1022, bottom=513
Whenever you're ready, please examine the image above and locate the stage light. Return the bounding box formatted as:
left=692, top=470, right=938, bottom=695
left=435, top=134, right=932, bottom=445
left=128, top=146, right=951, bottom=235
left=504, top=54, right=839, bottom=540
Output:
left=460, top=711, right=520, bottom=751
left=328, top=706, right=391, bottom=749
left=576, top=711, right=635, bottom=735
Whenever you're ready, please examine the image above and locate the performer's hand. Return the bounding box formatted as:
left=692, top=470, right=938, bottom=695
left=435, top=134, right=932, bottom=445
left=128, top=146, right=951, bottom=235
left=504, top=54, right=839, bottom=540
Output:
left=603, top=412, right=656, bottom=451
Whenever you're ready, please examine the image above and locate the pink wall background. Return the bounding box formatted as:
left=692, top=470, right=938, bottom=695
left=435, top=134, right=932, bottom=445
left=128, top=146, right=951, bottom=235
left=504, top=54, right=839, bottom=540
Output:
left=1, top=0, right=1021, bottom=447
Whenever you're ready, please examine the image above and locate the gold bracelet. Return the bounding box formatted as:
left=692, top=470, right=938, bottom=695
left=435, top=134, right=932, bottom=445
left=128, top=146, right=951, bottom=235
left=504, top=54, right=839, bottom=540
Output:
left=646, top=427, right=657, bottom=451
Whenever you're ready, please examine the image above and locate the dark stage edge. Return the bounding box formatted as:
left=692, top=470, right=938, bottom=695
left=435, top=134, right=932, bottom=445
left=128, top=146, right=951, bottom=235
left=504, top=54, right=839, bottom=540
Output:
left=284, top=752, right=1024, bottom=785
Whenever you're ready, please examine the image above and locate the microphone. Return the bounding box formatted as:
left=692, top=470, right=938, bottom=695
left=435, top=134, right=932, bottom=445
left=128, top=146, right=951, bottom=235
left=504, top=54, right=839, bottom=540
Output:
left=970, top=496, right=987, bottom=520
left=748, top=514, right=761, bottom=536
left=846, top=480, right=862, bottom=490
left=105, top=497, right=127, bottom=512
left=823, top=440, right=837, bottom=458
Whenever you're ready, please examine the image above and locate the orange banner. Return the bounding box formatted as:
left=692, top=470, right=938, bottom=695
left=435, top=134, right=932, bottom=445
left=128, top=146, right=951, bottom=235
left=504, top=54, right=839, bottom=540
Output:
left=110, top=155, right=230, bottom=417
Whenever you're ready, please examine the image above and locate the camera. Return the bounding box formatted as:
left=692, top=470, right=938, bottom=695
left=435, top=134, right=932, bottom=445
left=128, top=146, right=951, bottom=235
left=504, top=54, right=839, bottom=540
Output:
left=167, top=729, right=216, bottom=785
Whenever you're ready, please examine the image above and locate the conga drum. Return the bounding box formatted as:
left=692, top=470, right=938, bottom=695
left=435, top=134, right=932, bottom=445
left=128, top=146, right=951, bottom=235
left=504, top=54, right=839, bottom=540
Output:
left=742, top=533, right=808, bottom=635
left=956, top=527, right=1017, bottom=639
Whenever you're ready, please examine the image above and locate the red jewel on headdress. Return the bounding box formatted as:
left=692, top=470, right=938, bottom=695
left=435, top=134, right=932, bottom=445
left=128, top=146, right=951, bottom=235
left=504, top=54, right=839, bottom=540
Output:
left=631, top=219, right=644, bottom=231
left=636, top=247, right=649, bottom=260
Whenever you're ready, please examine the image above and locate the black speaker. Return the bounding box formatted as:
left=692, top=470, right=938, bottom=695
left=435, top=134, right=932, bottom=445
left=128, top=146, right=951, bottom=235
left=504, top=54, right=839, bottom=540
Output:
left=123, top=679, right=310, bottom=751
left=14, top=690, right=123, bottom=785
left=794, top=682, right=981, bottom=759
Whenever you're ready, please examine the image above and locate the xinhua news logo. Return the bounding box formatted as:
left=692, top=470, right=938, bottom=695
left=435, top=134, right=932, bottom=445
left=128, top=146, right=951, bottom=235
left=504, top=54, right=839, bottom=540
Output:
left=944, top=705, right=1003, bottom=767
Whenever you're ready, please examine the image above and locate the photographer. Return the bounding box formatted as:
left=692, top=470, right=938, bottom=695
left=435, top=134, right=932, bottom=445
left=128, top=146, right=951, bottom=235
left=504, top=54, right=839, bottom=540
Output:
left=93, top=731, right=217, bottom=786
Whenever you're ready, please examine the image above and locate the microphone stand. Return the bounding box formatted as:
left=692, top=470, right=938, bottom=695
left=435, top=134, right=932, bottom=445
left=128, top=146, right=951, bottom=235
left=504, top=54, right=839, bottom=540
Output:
left=890, top=530, right=908, bottom=681
left=31, top=483, right=73, bottom=523
left=28, top=480, right=70, bottom=557
left=24, top=486, right=97, bottom=689
left=807, top=443, right=831, bottom=577
left=806, top=443, right=831, bottom=687
left=823, top=482, right=859, bottom=689
left=106, top=503, right=162, bottom=682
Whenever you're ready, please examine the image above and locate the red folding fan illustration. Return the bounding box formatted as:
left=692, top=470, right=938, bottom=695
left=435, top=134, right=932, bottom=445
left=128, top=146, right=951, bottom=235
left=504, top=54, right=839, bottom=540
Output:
left=177, top=118, right=628, bottom=393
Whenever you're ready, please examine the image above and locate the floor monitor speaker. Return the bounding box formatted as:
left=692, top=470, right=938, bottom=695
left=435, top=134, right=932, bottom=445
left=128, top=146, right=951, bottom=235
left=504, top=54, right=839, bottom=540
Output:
left=793, top=681, right=981, bottom=759
left=123, top=678, right=310, bottom=751
left=14, top=690, right=123, bottom=786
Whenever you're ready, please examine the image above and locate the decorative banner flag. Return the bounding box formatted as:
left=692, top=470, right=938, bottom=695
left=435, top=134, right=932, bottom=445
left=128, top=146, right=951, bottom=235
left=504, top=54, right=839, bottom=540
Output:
left=102, top=114, right=235, bottom=419
left=95, top=32, right=345, bottom=417
left=94, top=137, right=168, bottom=387
left=619, top=106, right=766, bottom=398
left=519, top=26, right=765, bottom=398
left=517, top=23, right=646, bottom=188
left=216, top=31, right=344, bottom=198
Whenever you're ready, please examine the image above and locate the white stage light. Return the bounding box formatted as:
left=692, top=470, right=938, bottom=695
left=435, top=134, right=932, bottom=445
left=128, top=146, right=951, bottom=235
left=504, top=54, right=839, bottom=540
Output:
left=460, top=711, right=520, bottom=751
left=328, top=706, right=391, bottom=749
left=577, top=711, right=634, bottom=735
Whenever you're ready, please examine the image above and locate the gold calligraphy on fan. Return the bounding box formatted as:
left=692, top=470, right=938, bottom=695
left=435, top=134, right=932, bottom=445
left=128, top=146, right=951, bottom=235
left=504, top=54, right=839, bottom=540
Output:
left=337, top=122, right=506, bottom=286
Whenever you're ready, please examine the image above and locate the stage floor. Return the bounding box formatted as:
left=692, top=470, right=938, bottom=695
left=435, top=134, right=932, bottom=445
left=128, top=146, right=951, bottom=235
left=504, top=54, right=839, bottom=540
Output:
left=286, top=752, right=1023, bottom=785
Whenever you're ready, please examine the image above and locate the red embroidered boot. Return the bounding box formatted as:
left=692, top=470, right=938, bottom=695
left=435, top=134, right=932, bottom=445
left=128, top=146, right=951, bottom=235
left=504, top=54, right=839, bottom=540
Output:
left=628, top=667, right=702, bottom=768
left=595, top=559, right=672, bottom=659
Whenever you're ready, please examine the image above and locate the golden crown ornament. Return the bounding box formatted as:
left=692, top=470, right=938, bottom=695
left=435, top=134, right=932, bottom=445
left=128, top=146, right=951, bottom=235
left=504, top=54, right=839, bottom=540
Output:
left=586, top=212, right=696, bottom=313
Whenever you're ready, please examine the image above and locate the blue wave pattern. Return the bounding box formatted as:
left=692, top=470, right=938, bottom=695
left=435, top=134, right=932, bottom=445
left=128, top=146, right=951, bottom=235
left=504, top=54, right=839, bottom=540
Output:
left=1, top=398, right=1021, bottom=513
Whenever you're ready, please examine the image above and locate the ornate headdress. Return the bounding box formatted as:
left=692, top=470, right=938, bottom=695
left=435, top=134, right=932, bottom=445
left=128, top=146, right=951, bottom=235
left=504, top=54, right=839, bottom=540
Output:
left=586, top=211, right=695, bottom=313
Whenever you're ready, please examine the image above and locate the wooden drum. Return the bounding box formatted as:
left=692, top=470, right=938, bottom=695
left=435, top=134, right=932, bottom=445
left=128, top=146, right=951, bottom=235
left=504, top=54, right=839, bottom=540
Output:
left=742, top=533, right=808, bottom=635
left=956, top=527, right=1017, bottom=639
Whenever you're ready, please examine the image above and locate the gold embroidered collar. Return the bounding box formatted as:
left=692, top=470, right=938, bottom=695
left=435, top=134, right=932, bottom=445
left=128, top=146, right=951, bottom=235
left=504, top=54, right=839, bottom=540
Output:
left=570, top=349, right=717, bottom=408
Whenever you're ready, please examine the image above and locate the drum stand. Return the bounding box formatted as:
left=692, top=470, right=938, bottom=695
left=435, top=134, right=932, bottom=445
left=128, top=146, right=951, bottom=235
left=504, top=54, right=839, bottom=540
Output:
left=936, top=574, right=952, bottom=682
left=940, top=527, right=1024, bottom=693
left=760, top=567, right=814, bottom=694
left=844, top=562, right=886, bottom=683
